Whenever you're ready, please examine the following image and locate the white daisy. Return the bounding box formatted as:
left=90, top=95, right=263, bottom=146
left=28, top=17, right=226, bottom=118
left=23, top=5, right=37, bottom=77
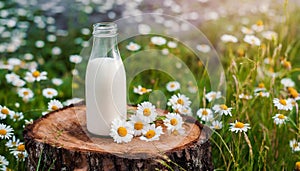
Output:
left=272, top=114, right=288, bottom=125
left=241, top=26, right=254, bottom=35
left=261, top=31, right=278, bottom=40
left=5, top=72, right=20, bottom=83
left=51, top=46, right=62, bottom=55
left=136, top=102, right=157, bottom=123
left=10, top=143, right=27, bottom=161
left=280, top=78, right=295, bottom=88
left=238, top=93, right=253, bottom=100
left=24, top=70, right=47, bottom=82
left=52, top=78, right=63, bottom=86
left=212, top=104, right=232, bottom=116
left=254, top=83, right=266, bottom=92
left=109, top=118, right=134, bottom=143
left=229, top=120, right=251, bottom=133
left=0, top=123, right=14, bottom=139
left=273, top=98, right=293, bottom=111
left=220, top=34, right=238, bottom=43
left=167, top=93, right=191, bottom=108
left=254, top=91, right=270, bottom=97
left=69, top=55, right=82, bottom=64
left=5, top=136, right=20, bottom=148
left=196, top=44, right=211, bottom=53
left=166, top=81, right=180, bottom=92
left=126, top=42, right=141, bottom=51
left=251, top=20, right=264, bottom=32
left=35, top=40, right=45, bottom=48
left=244, top=35, right=261, bottom=46
left=163, top=112, right=185, bottom=135
left=151, top=36, right=166, bottom=46
left=42, top=88, right=58, bottom=99
left=129, top=115, right=148, bottom=136
left=172, top=105, right=192, bottom=115
left=0, top=155, right=9, bottom=167
left=290, top=139, right=300, bottom=152
left=0, top=105, right=14, bottom=120
left=48, top=99, right=63, bottom=111
left=205, top=91, right=222, bottom=102
left=167, top=41, right=177, bottom=48
left=210, top=120, right=223, bottom=130
left=12, top=78, right=26, bottom=87
left=133, top=85, right=152, bottom=95
left=140, top=124, right=163, bottom=142
left=9, top=112, right=24, bottom=122
left=18, top=88, right=34, bottom=102
left=197, top=108, right=213, bottom=122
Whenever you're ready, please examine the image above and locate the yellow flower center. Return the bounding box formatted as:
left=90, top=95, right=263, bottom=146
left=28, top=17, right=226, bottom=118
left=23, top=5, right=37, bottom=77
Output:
left=177, top=98, right=184, bottom=105
left=0, top=129, right=7, bottom=135
left=202, top=110, right=208, bottom=116
left=18, top=153, right=25, bottom=159
left=170, top=118, right=178, bottom=126
left=51, top=105, right=59, bottom=111
left=117, top=127, right=127, bottom=137
left=258, top=83, right=265, bottom=88
left=283, top=60, right=291, bottom=69
left=143, top=108, right=151, bottom=116
left=32, top=71, right=40, bottom=78
left=256, top=20, right=263, bottom=26
left=214, top=125, right=220, bottom=129
left=279, top=99, right=287, bottom=106
left=145, top=130, right=156, bottom=139
left=234, top=122, right=244, bottom=128
left=293, top=143, right=299, bottom=148
left=170, top=84, right=175, bottom=88
left=259, top=92, right=263, bottom=97
left=296, top=161, right=300, bottom=171
left=278, top=114, right=285, bottom=119
left=220, top=104, right=228, bottom=110
left=23, top=91, right=29, bottom=96
left=1, top=108, right=9, bottom=115
left=17, top=144, right=25, bottom=151
left=134, top=122, right=143, bottom=130
left=13, top=114, right=19, bottom=119
left=47, top=91, right=53, bottom=95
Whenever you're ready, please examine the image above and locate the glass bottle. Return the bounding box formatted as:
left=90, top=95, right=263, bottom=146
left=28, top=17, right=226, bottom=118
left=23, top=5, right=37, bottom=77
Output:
left=85, top=22, right=127, bottom=136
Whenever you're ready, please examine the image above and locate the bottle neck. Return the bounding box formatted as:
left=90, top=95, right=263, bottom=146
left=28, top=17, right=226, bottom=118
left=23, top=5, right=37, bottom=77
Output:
left=90, top=34, right=121, bottom=60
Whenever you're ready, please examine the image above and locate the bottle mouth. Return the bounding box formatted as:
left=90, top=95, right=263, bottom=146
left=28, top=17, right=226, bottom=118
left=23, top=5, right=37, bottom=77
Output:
left=92, top=22, right=117, bottom=36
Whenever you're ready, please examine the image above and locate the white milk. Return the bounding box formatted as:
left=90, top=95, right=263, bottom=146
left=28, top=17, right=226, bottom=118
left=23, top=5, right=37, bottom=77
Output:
left=85, top=57, right=126, bottom=136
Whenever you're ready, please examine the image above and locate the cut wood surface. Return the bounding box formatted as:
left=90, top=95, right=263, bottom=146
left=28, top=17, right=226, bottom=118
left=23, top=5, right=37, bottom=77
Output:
left=24, top=102, right=213, bottom=171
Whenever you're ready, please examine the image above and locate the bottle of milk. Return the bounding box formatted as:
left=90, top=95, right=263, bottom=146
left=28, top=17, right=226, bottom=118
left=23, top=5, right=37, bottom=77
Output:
left=85, top=22, right=127, bottom=136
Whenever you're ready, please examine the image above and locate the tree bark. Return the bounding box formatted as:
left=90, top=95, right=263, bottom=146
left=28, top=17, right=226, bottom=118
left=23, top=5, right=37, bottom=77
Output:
left=24, top=102, right=213, bottom=171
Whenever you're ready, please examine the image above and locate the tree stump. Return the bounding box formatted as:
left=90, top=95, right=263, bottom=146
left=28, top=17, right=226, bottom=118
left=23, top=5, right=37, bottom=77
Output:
left=24, top=102, right=213, bottom=171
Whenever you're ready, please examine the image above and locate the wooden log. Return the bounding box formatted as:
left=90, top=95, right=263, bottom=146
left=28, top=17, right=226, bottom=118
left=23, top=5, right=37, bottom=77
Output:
left=24, top=102, right=213, bottom=171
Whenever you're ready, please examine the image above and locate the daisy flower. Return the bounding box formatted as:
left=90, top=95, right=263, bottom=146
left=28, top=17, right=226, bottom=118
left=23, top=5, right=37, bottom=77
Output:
left=52, top=78, right=63, bottom=86
left=196, top=44, right=211, bottom=53
left=42, top=88, right=58, bottom=99
left=166, top=81, right=180, bottom=92
left=220, top=34, right=238, bottom=43
left=151, top=36, right=166, bottom=46
left=229, top=120, right=250, bottom=133
left=133, top=85, right=152, bottom=95
left=5, top=72, right=20, bottom=83
left=241, top=26, right=254, bottom=35
left=126, top=42, right=141, bottom=51
left=238, top=93, right=253, bottom=100
left=272, top=114, right=288, bottom=125
left=251, top=20, right=264, bottom=32
left=12, top=78, right=26, bottom=87
left=136, top=102, right=157, bottom=123
left=167, top=41, right=177, bottom=48
left=5, top=136, right=20, bottom=148
left=210, top=120, right=223, bottom=130
left=69, top=55, right=83, bottom=64
left=167, top=93, right=191, bottom=108
left=163, top=112, right=185, bottom=135
left=109, top=118, right=134, bottom=143
left=0, top=105, right=14, bottom=120
left=205, top=91, right=222, bottom=102
left=0, top=155, right=9, bottom=167
left=280, top=78, right=295, bottom=88
left=172, top=105, right=192, bottom=115
left=10, top=143, right=27, bottom=161
left=254, top=91, right=270, bottom=97
left=18, top=88, right=34, bottom=102
left=243, top=35, right=261, bottom=46
left=129, top=115, right=148, bottom=136
left=254, top=83, right=266, bottom=92
left=290, top=139, right=300, bottom=152
left=140, top=124, right=163, bottom=142
left=212, top=104, right=232, bottom=116
left=48, top=99, right=63, bottom=111
left=24, top=70, right=47, bottom=82
left=273, top=98, right=293, bottom=111
left=0, top=123, right=14, bottom=139
left=197, top=108, right=213, bottom=122
left=261, top=31, right=278, bottom=40
left=9, top=112, right=24, bottom=122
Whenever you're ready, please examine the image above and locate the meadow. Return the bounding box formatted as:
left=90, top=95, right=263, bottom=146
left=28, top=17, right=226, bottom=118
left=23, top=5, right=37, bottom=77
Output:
left=0, top=0, right=300, bottom=170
